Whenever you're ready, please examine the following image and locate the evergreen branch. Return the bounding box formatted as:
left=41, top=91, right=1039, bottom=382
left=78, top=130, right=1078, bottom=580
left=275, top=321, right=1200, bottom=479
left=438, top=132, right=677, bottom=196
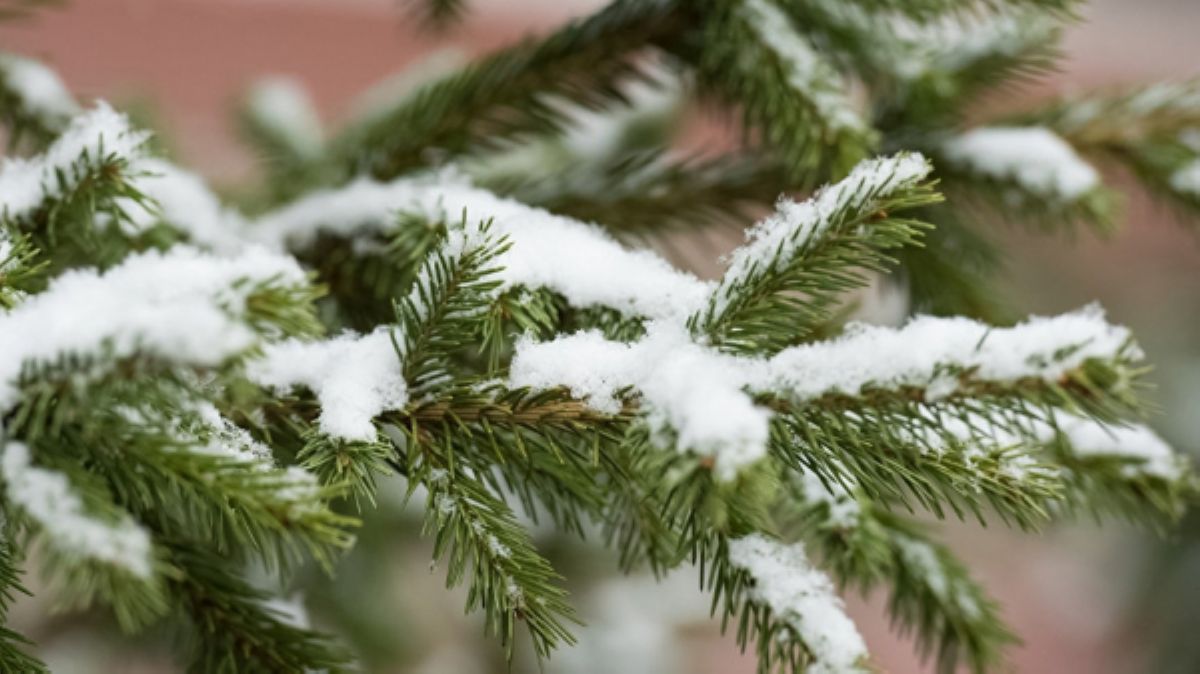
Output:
left=1114, top=141, right=1200, bottom=225
left=0, top=538, right=52, bottom=672
left=771, top=404, right=1064, bottom=529
left=406, top=386, right=623, bottom=529
left=300, top=211, right=445, bottom=330
left=934, top=127, right=1117, bottom=233
left=297, top=431, right=395, bottom=509
left=1014, top=81, right=1200, bottom=149
left=690, top=0, right=876, bottom=180
left=1011, top=83, right=1200, bottom=225
left=0, top=227, right=45, bottom=310
left=7, top=373, right=355, bottom=572
left=690, top=153, right=937, bottom=354
left=0, top=441, right=170, bottom=630
left=877, top=11, right=1065, bottom=129
left=893, top=206, right=1011, bottom=321
left=1042, top=415, right=1194, bottom=527
left=789, top=476, right=1013, bottom=674
left=394, top=216, right=508, bottom=394
left=828, top=0, right=1080, bottom=17
left=0, top=625, right=45, bottom=673
left=165, top=540, right=354, bottom=673
left=0, top=103, right=158, bottom=273
left=333, top=0, right=686, bottom=179
left=401, top=433, right=578, bottom=661
left=717, top=533, right=872, bottom=673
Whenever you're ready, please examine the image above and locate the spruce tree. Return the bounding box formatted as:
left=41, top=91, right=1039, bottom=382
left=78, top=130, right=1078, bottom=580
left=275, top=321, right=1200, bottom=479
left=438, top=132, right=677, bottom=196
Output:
left=0, top=0, right=1196, bottom=671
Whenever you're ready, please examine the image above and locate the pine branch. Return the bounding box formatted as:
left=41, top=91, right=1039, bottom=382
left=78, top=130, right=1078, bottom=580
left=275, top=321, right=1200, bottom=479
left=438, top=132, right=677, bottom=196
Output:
left=893, top=206, right=1011, bottom=321
left=0, top=441, right=170, bottom=630
left=827, top=0, right=1081, bottom=17
left=165, top=540, right=354, bottom=673
left=875, top=10, right=1065, bottom=129
left=401, top=434, right=578, bottom=661
left=0, top=541, right=45, bottom=673
left=1012, top=82, right=1200, bottom=225
left=0, top=103, right=160, bottom=274
left=690, top=153, right=937, bottom=354
left=934, top=126, right=1117, bottom=234
left=394, top=217, right=508, bottom=395
left=688, top=0, right=875, bottom=180
left=0, top=227, right=45, bottom=310
left=788, top=482, right=1014, bottom=674
left=717, top=533, right=872, bottom=673
left=1042, top=415, right=1194, bottom=527
left=333, top=0, right=686, bottom=179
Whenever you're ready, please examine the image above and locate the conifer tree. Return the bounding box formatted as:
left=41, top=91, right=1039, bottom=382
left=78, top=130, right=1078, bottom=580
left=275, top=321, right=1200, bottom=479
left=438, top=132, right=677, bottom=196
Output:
left=0, top=0, right=1197, bottom=672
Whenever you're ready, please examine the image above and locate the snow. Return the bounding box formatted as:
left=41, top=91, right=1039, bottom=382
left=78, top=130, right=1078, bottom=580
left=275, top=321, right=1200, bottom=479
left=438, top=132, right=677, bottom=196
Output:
left=740, top=0, right=865, bottom=133
left=941, top=127, right=1100, bottom=201
left=0, top=54, right=79, bottom=123
left=928, top=14, right=1054, bottom=73
left=710, top=153, right=930, bottom=317
left=189, top=401, right=275, bottom=463
left=762, top=304, right=1134, bottom=402
left=248, top=329, right=408, bottom=442
left=245, top=76, right=324, bottom=158
left=1052, top=414, right=1183, bottom=480
left=262, top=593, right=312, bottom=629
left=0, top=246, right=306, bottom=411
left=798, top=468, right=860, bottom=529
left=122, top=158, right=249, bottom=252
left=727, top=534, right=868, bottom=674
left=511, top=304, right=1137, bottom=480
left=509, top=324, right=771, bottom=480
left=0, top=102, right=149, bottom=220
left=1, top=441, right=153, bottom=578
left=801, top=0, right=1056, bottom=81
left=251, top=175, right=712, bottom=321
left=1170, top=159, right=1200, bottom=198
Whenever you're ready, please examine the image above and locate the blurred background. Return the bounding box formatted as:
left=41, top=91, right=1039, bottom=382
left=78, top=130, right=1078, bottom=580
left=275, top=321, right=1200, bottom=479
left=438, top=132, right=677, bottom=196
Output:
left=2, top=0, right=1198, bottom=672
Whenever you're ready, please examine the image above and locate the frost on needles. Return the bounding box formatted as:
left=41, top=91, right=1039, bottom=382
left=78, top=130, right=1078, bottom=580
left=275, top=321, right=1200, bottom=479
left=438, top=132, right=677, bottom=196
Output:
left=0, top=2, right=1197, bottom=673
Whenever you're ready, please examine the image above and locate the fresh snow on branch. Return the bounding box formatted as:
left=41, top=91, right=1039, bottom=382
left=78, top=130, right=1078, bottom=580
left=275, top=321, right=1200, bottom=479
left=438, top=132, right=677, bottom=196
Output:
left=0, top=102, right=148, bottom=219
left=245, top=76, right=324, bottom=159
left=708, top=152, right=930, bottom=317
left=740, top=0, right=865, bottom=133
left=728, top=534, right=868, bottom=674
left=122, top=158, right=250, bottom=253
left=1, top=442, right=153, bottom=578
left=1052, top=414, right=1184, bottom=481
left=0, top=53, right=80, bottom=125
left=762, top=304, right=1134, bottom=402
left=800, top=1, right=1057, bottom=82
left=941, top=127, right=1100, bottom=200
left=510, top=324, right=771, bottom=480
left=797, top=467, right=860, bottom=529
left=1169, top=159, right=1200, bottom=198
left=0, top=246, right=306, bottom=410
left=251, top=175, right=712, bottom=321
left=511, top=305, right=1137, bottom=479
left=249, top=330, right=407, bottom=442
